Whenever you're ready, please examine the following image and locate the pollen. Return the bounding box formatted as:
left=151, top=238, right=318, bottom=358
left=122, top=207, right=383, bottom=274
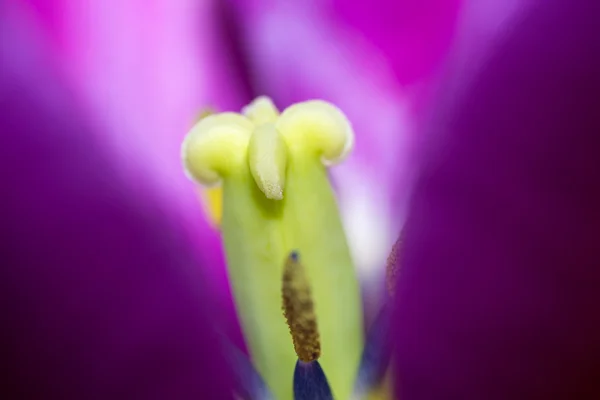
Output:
left=282, top=252, right=321, bottom=362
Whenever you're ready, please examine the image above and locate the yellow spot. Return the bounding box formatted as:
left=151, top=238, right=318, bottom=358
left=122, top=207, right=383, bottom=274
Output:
left=282, top=253, right=321, bottom=362
left=199, top=186, right=223, bottom=228
left=191, top=107, right=223, bottom=228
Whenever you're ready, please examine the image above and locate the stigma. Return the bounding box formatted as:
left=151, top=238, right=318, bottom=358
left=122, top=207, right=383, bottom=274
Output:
left=180, top=97, right=364, bottom=400
left=181, top=96, right=354, bottom=200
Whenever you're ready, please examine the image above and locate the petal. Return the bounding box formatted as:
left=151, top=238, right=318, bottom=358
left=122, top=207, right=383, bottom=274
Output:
left=220, top=338, right=275, bottom=399
left=0, top=10, right=233, bottom=398
left=17, top=0, right=250, bottom=347
left=395, top=1, right=600, bottom=398
left=353, top=303, right=394, bottom=398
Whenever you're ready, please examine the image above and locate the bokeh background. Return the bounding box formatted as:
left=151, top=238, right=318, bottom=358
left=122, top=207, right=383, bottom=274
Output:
left=4, top=0, right=519, bottom=332
left=7, top=0, right=600, bottom=399
left=1, top=1, right=533, bottom=397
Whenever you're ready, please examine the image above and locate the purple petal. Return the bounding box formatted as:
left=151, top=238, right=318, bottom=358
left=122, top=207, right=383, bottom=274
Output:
left=330, top=0, right=462, bottom=86
left=11, top=0, right=249, bottom=349
left=353, top=302, right=394, bottom=396
left=0, top=10, right=232, bottom=399
left=221, top=338, right=274, bottom=399
left=395, top=0, right=600, bottom=398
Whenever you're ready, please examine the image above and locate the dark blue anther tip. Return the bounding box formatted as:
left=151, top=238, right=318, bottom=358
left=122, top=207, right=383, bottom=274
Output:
left=290, top=250, right=300, bottom=262
left=293, top=360, right=333, bottom=400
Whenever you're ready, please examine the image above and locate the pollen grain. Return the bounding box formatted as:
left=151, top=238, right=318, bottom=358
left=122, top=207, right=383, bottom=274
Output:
left=282, top=252, right=321, bottom=362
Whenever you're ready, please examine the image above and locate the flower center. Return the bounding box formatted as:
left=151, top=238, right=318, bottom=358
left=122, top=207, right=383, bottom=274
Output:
left=181, top=96, right=363, bottom=400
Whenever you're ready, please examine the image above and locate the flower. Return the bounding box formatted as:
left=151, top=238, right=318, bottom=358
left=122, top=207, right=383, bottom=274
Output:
left=7, top=0, right=600, bottom=399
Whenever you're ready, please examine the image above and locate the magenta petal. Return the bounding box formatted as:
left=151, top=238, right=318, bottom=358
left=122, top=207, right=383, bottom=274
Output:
left=0, top=12, right=232, bottom=400
left=330, top=0, right=462, bottom=86
left=11, top=0, right=248, bottom=350
left=395, top=0, right=600, bottom=398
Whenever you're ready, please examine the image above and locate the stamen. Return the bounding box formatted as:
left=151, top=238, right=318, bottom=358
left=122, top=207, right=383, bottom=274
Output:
left=282, top=252, right=321, bottom=362
left=293, top=360, right=334, bottom=400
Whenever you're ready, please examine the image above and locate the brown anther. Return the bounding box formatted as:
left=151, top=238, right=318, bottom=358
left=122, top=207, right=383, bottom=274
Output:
left=282, top=252, right=321, bottom=362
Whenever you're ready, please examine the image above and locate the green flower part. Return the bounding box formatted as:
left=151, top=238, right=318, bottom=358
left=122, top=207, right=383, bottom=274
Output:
left=182, top=96, right=363, bottom=400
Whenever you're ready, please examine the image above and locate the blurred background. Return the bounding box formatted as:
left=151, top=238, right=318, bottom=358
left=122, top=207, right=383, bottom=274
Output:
left=2, top=0, right=519, bottom=348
